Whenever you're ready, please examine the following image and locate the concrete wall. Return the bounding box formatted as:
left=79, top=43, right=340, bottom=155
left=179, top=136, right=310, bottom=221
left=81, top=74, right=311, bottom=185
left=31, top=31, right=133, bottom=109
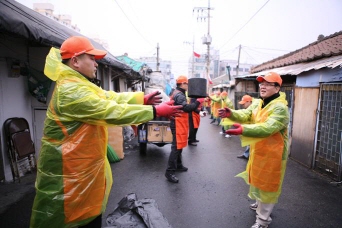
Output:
left=0, top=58, right=34, bottom=181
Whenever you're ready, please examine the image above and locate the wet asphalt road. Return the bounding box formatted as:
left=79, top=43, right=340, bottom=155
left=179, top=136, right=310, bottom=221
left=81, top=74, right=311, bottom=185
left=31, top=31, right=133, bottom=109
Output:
left=1, top=116, right=342, bottom=228
left=104, top=116, right=342, bottom=228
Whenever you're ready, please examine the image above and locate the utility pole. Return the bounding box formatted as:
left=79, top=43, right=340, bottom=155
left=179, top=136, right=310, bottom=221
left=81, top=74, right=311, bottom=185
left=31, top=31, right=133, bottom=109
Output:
left=183, top=36, right=195, bottom=78
left=193, top=0, right=213, bottom=89
left=191, top=36, right=195, bottom=78
left=236, top=44, right=241, bottom=77
left=156, top=43, right=160, bottom=71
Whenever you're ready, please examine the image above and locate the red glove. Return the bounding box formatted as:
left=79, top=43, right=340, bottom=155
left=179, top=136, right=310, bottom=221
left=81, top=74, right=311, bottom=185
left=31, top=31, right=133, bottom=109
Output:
left=144, top=91, right=162, bottom=105
left=196, top=98, right=205, bottom=103
left=155, top=101, right=183, bottom=120
left=218, top=108, right=231, bottom=118
left=226, top=123, right=243, bottom=135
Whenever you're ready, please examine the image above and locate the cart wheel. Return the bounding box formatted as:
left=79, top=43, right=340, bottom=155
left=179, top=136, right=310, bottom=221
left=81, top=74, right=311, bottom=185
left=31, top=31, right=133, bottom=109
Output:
left=139, top=142, right=147, bottom=154
left=155, top=143, right=166, bottom=147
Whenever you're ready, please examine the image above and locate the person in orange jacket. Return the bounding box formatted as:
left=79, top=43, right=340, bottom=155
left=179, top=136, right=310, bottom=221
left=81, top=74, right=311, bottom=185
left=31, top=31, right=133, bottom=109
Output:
left=165, top=75, right=205, bottom=183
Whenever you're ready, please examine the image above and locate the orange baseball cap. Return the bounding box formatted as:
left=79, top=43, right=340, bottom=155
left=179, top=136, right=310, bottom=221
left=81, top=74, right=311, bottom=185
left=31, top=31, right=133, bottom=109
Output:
left=221, top=91, right=228, bottom=96
left=256, top=72, right=282, bottom=86
left=176, top=75, right=188, bottom=84
left=239, top=95, right=253, bottom=104
left=60, top=36, right=107, bottom=60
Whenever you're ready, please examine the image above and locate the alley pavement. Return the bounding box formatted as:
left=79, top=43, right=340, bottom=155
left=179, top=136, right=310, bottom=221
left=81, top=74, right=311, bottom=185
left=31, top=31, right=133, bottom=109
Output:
left=1, top=116, right=342, bottom=228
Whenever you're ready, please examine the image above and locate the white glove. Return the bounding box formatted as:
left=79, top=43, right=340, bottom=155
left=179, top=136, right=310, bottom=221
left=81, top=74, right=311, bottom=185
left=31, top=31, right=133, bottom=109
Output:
left=200, top=111, right=206, bottom=117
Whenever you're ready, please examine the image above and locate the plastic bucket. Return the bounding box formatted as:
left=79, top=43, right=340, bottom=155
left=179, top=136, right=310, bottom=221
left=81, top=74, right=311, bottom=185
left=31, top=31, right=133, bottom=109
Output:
left=188, top=78, right=207, bottom=98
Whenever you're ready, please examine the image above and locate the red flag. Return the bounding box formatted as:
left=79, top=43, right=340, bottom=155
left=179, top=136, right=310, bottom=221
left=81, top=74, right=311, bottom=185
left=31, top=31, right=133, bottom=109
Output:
left=203, top=72, right=213, bottom=84
left=193, top=51, right=200, bottom=58
left=207, top=74, right=213, bottom=84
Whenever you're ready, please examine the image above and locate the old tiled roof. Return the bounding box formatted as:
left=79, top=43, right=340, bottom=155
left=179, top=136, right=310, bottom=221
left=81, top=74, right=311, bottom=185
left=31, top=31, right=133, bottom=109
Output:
left=251, top=31, right=342, bottom=73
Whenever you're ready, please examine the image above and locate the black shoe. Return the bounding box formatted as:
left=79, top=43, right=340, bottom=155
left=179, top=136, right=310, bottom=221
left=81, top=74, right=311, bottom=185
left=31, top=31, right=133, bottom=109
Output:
left=188, top=142, right=197, bottom=146
left=177, top=165, right=188, bottom=172
left=165, top=173, right=179, bottom=183
left=210, top=120, right=216, bottom=124
left=194, top=139, right=199, bottom=142
left=237, top=154, right=248, bottom=159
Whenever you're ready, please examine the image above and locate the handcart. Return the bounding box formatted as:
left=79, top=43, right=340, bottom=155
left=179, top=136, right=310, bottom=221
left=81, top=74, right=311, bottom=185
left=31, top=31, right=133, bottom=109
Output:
left=137, top=117, right=172, bottom=154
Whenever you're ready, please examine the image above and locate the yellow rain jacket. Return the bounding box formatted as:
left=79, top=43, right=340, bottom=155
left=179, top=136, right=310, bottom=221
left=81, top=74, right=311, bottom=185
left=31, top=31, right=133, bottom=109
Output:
left=30, top=48, right=155, bottom=227
left=220, top=96, right=234, bottom=130
left=229, top=92, right=289, bottom=203
left=221, top=97, right=234, bottom=110
left=209, top=94, right=221, bottom=118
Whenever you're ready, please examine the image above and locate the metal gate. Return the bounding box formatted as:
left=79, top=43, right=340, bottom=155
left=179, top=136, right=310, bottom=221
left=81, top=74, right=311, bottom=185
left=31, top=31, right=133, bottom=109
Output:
left=314, top=83, right=342, bottom=181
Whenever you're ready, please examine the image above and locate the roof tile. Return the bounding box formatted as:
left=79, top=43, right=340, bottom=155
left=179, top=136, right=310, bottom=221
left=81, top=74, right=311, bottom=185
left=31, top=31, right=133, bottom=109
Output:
left=251, top=31, right=342, bottom=73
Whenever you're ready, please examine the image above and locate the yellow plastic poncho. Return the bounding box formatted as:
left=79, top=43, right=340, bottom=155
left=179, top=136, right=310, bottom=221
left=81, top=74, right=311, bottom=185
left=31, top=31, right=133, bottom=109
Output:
left=209, top=94, right=221, bottom=118
left=228, top=93, right=289, bottom=203
left=220, top=96, right=234, bottom=130
left=221, top=97, right=234, bottom=110
left=30, top=48, right=155, bottom=227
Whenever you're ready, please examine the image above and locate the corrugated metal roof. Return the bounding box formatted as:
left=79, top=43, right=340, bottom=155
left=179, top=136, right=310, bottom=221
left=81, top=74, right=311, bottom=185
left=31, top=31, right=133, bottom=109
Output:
left=236, top=55, right=342, bottom=78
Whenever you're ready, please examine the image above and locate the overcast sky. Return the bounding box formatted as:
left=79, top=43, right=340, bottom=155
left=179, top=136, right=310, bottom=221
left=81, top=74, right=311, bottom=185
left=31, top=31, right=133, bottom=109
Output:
left=17, top=0, right=342, bottom=76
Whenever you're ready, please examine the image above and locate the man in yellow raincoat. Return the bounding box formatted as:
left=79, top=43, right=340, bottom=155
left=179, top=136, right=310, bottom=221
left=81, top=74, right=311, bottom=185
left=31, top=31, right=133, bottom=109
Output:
left=209, top=91, right=221, bottom=125
left=30, top=36, right=182, bottom=228
left=218, top=72, right=289, bottom=228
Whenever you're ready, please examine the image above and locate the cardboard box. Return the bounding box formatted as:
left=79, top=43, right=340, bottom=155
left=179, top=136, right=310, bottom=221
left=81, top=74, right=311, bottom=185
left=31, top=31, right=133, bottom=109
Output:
left=107, top=126, right=124, bottom=159
left=147, top=123, right=163, bottom=142
left=162, top=126, right=173, bottom=142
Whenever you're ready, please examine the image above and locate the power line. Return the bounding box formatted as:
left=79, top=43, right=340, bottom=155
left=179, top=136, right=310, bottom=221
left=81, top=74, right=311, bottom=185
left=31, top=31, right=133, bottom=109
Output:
left=243, top=45, right=291, bottom=53
left=243, top=45, right=289, bottom=60
left=220, top=45, right=240, bottom=56
left=240, top=48, right=259, bottom=64
left=219, top=0, right=271, bottom=50
left=113, top=0, right=154, bottom=48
